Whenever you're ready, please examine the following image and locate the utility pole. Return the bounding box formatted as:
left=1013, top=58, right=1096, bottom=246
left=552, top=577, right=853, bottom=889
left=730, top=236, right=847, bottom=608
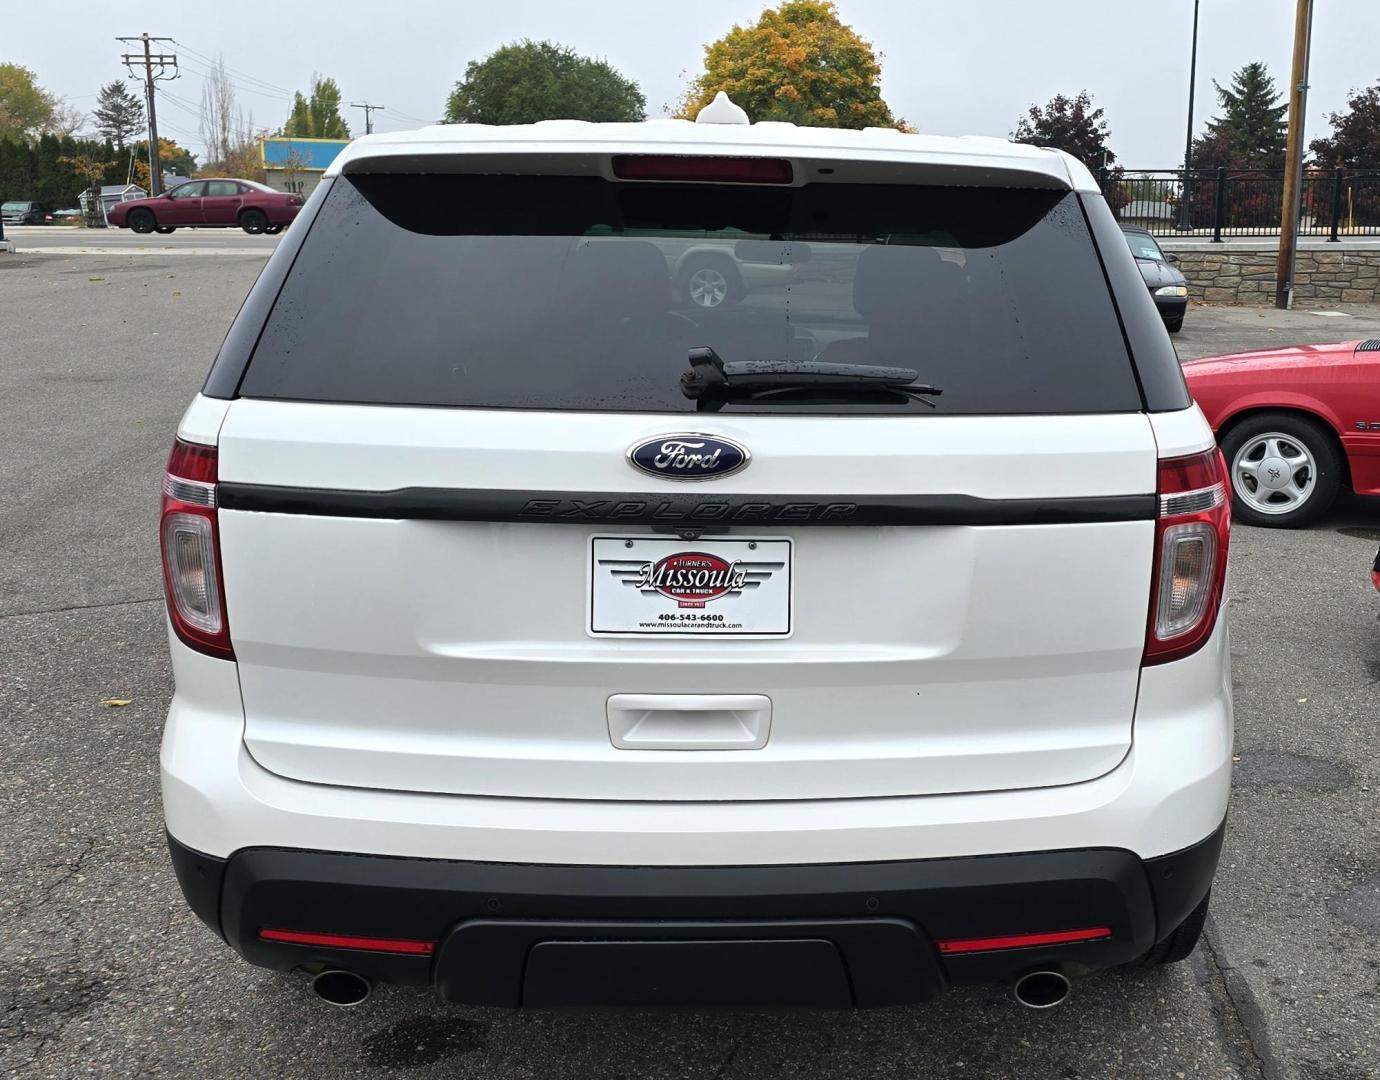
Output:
left=349, top=102, right=385, bottom=136
left=1275, top=0, right=1315, bottom=309
left=117, top=34, right=178, bottom=196
left=1175, top=0, right=1201, bottom=232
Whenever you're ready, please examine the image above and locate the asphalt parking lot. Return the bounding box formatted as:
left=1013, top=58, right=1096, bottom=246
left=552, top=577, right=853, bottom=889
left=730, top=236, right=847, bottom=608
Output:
left=2, top=248, right=1378, bottom=1080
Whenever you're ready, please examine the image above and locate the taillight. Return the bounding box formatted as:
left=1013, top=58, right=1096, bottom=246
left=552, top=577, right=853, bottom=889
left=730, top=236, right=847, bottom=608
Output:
left=1144, top=449, right=1231, bottom=665
left=160, top=439, right=234, bottom=660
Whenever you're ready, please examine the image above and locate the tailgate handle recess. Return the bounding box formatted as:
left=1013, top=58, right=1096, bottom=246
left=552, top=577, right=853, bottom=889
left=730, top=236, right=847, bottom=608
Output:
left=607, top=694, right=771, bottom=751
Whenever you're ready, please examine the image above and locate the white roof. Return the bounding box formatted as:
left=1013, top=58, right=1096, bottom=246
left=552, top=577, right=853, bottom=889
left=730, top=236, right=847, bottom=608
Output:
left=325, top=117, right=1097, bottom=192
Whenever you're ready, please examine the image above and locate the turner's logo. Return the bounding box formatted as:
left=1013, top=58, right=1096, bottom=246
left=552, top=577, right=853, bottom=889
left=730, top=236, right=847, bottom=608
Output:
left=599, top=551, right=783, bottom=608
left=637, top=553, right=746, bottom=607
left=627, top=434, right=749, bottom=481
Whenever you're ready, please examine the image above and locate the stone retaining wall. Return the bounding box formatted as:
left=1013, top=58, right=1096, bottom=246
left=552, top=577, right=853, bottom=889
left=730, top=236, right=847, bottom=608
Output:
left=1163, top=245, right=1380, bottom=306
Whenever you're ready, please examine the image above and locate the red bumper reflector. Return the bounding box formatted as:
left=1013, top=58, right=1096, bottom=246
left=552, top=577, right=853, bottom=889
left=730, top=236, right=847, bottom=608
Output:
left=259, top=928, right=435, bottom=955
left=937, top=926, right=1112, bottom=955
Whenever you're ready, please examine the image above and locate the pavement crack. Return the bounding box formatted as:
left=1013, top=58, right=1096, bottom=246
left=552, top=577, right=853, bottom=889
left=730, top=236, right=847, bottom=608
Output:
left=1194, top=914, right=1287, bottom=1080
left=39, top=838, right=97, bottom=904
left=0, top=596, right=161, bottom=620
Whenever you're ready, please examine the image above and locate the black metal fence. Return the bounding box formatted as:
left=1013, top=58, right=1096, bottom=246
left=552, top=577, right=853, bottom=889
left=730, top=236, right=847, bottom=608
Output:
left=1101, top=167, right=1380, bottom=240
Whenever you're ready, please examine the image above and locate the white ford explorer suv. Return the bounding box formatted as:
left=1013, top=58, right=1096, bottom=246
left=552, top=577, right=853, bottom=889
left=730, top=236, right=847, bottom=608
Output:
left=160, top=100, right=1232, bottom=1011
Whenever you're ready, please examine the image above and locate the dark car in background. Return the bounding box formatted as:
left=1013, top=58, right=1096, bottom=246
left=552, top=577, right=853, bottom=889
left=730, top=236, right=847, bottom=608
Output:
left=106, top=179, right=303, bottom=235
left=1122, top=225, right=1188, bottom=333
left=2, top=200, right=53, bottom=225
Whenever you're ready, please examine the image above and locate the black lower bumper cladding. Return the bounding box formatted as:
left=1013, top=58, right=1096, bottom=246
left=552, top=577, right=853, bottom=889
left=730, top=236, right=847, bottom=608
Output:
left=167, top=824, right=1223, bottom=1008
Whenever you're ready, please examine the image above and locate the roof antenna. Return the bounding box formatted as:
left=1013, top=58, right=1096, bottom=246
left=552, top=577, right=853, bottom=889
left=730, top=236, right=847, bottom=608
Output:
left=695, top=91, right=750, bottom=126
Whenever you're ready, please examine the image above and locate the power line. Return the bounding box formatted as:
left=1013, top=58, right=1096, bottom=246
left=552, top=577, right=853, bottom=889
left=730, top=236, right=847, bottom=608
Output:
left=382, top=106, right=434, bottom=125
left=170, top=39, right=294, bottom=97
left=155, top=87, right=201, bottom=118
left=117, top=33, right=177, bottom=196
left=174, top=54, right=295, bottom=105
left=349, top=101, right=385, bottom=135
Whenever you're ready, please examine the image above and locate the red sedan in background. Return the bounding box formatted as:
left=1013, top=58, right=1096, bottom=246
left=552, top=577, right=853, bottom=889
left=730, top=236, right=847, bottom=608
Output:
left=106, top=179, right=303, bottom=236
left=1183, top=339, right=1380, bottom=528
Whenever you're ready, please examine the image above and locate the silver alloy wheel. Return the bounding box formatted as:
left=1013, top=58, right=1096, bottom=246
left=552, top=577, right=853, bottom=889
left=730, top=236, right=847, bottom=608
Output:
left=687, top=266, right=730, bottom=308
left=1231, top=431, right=1317, bottom=515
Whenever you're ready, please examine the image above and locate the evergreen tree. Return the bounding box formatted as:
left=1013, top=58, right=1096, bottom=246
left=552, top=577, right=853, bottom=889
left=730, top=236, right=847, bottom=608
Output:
left=93, top=80, right=145, bottom=150
left=1199, top=62, right=1288, bottom=169
left=281, top=75, right=350, bottom=139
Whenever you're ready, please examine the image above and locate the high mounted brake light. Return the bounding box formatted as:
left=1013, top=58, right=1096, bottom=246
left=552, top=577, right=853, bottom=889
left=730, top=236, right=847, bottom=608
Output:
left=1144, top=449, right=1231, bottom=666
left=611, top=155, right=794, bottom=184
left=160, top=438, right=234, bottom=660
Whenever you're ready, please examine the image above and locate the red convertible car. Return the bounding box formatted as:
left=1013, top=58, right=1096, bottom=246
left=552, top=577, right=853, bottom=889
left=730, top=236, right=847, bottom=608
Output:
left=106, top=179, right=303, bottom=236
left=1183, top=339, right=1380, bottom=527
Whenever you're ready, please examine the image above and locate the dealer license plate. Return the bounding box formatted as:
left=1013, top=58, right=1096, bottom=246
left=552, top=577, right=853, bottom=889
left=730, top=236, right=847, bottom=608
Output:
left=589, top=536, right=793, bottom=637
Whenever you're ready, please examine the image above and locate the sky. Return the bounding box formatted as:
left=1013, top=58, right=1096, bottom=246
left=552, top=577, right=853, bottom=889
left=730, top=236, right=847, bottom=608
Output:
left=9, top=0, right=1380, bottom=166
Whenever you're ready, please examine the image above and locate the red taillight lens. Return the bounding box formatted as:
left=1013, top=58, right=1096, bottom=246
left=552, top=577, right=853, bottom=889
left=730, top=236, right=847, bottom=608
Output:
left=161, top=438, right=234, bottom=660
left=611, top=155, right=794, bottom=184
left=1144, top=449, right=1230, bottom=666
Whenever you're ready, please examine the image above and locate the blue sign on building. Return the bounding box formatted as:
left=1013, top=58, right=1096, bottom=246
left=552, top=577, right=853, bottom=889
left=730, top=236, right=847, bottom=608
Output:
left=259, top=137, right=350, bottom=196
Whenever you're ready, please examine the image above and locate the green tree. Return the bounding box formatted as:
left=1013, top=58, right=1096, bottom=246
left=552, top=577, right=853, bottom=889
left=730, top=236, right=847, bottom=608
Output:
left=0, top=63, right=57, bottom=141
left=1310, top=80, right=1380, bottom=167
left=280, top=74, right=351, bottom=139
left=678, top=0, right=906, bottom=129
left=0, top=134, right=129, bottom=208
left=1012, top=91, right=1117, bottom=169
left=93, top=80, right=145, bottom=150
left=445, top=40, right=645, bottom=125
left=1199, top=62, right=1288, bottom=169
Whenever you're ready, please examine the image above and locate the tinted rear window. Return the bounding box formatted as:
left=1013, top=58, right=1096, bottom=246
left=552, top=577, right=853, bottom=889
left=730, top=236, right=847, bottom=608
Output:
left=240, top=174, right=1141, bottom=414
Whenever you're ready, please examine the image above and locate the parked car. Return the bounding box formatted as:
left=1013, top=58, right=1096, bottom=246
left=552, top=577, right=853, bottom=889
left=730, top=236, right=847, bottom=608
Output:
left=1372, top=546, right=1380, bottom=592
left=2, top=200, right=53, bottom=225
left=161, top=107, right=1231, bottom=1011
left=669, top=237, right=801, bottom=308
left=106, top=179, right=303, bottom=235
left=51, top=207, right=83, bottom=224
left=1121, top=225, right=1188, bottom=332
left=1183, top=338, right=1380, bottom=527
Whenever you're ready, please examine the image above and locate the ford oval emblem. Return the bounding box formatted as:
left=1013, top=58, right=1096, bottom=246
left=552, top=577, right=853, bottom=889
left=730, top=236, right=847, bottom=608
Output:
left=627, top=433, right=750, bottom=481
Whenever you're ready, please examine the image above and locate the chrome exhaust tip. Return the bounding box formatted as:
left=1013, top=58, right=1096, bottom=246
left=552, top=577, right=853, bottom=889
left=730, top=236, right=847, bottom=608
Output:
left=310, top=969, right=371, bottom=1007
left=1013, top=970, right=1070, bottom=1009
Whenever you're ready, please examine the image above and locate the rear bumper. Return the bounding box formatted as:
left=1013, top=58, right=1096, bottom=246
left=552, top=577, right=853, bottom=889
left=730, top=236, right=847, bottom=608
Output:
left=168, top=822, right=1223, bottom=1006
left=161, top=608, right=1232, bottom=868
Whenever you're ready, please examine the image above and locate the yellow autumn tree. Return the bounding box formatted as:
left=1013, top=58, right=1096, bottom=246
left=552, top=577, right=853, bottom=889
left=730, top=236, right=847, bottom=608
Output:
left=677, top=0, right=910, bottom=130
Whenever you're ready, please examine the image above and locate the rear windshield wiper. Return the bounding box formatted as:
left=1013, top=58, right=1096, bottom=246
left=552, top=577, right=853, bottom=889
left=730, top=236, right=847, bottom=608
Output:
left=680, top=347, right=942, bottom=406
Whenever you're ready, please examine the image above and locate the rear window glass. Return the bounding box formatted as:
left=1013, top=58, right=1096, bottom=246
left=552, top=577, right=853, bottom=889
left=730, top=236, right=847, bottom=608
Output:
left=240, top=174, right=1141, bottom=414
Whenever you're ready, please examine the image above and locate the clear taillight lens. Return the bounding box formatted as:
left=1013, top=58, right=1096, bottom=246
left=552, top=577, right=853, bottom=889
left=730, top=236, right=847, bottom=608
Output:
left=1155, top=522, right=1218, bottom=637
left=162, top=512, right=222, bottom=633
left=1145, top=449, right=1231, bottom=666
left=160, top=439, right=234, bottom=659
